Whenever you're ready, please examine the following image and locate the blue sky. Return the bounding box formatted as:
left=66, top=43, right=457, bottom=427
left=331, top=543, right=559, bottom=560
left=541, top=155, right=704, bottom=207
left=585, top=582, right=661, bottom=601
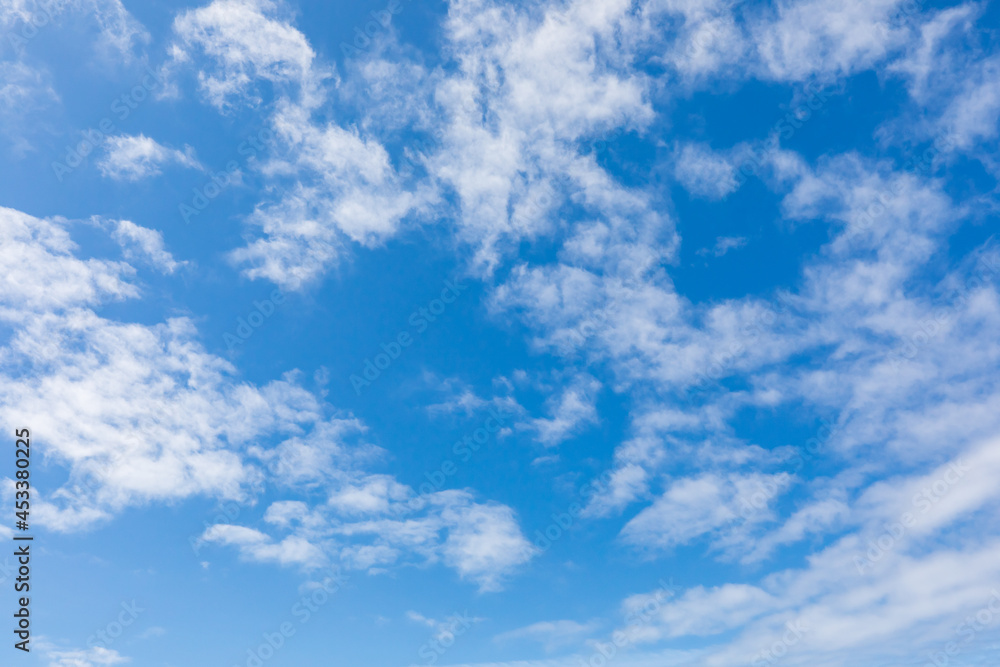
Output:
left=1, top=0, right=1000, bottom=665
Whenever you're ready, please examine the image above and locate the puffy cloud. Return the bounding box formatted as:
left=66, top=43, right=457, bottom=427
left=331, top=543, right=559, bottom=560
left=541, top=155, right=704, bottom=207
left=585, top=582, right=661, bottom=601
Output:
left=107, top=219, right=185, bottom=274
left=0, top=205, right=535, bottom=590
left=167, top=0, right=326, bottom=109
left=97, top=134, right=202, bottom=181
left=228, top=101, right=431, bottom=289
left=530, top=374, right=602, bottom=446
left=0, top=206, right=136, bottom=314
left=672, top=143, right=740, bottom=200
left=202, top=484, right=537, bottom=591
left=610, top=439, right=1000, bottom=666
left=621, top=472, right=792, bottom=553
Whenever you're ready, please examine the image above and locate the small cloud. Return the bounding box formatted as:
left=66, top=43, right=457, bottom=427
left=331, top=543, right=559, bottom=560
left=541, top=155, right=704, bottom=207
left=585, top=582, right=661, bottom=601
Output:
left=494, top=619, right=601, bottom=652
left=407, top=610, right=486, bottom=642
left=43, top=644, right=130, bottom=666
left=698, top=236, right=748, bottom=258
left=406, top=610, right=438, bottom=628
left=530, top=374, right=601, bottom=447
left=200, top=524, right=326, bottom=569
left=137, top=626, right=166, bottom=640
left=98, top=134, right=202, bottom=181
left=109, top=219, right=185, bottom=274
left=673, top=143, right=738, bottom=200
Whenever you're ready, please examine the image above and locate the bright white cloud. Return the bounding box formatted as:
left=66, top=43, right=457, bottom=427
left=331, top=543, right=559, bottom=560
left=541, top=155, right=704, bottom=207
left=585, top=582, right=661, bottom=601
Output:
left=621, top=472, right=792, bottom=553
left=168, top=0, right=326, bottom=109
left=531, top=374, right=601, bottom=446
left=0, top=204, right=538, bottom=590
left=203, top=484, right=537, bottom=591
left=228, top=101, right=431, bottom=289
left=9, top=0, right=1000, bottom=661
left=97, top=134, right=202, bottom=181
left=673, top=143, right=739, bottom=200
left=611, top=439, right=1000, bottom=666
left=108, top=219, right=185, bottom=273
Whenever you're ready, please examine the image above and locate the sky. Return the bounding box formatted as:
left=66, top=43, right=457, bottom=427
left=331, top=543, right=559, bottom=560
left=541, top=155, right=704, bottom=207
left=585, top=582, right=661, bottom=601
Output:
left=0, top=0, right=1000, bottom=665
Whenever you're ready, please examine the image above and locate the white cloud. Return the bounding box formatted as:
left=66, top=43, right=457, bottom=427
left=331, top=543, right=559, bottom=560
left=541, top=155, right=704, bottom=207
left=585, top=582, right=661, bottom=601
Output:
left=86, top=0, right=149, bottom=60
left=108, top=219, right=185, bottom=274
left=228, top=101, right=430, bottom=289
left=200, top=524, right=326, bottom=568
left=0, top=61, right=58, bottom=154
left=494, top=619, right=601, bottom=652
left=407, top=609, right=487, bottom=646
left=621, top=472, right=792, bottom=553
left=164, top=0, right=435, bottom=289
left=673, top=143, right=739, bottom=200
left=750, top=0, right=914, bottom=82
left=204, top=485, right=537, bottom=591
left=428, top=0, right=658, bottom=272
left=608, top=440, right=1000, bottom=666
left=44, top=645, right=129, bottom=667
left=3, top=0, right=1000, bottom=662
left=938, top=54, right=1000, bottom=150
left=439, top=499, right=538, bottom=592
left=97, top=134, right=202, bottom=181
left=697, top=236, right=748, bottom=257
left=636, top=0, right=924, bottom=86
left=0, top=204, right=538, bottom=590
left=530, top=374, right=601, bottom=446
left=326, top=475, right=412, bottom=515
left=168, top=0, right=326, bottom=109
left=2, top=0, right=147, bottom=59
left=0, top=206, right=136, bottom=314
left=886, top=3, right=980, bottom=102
